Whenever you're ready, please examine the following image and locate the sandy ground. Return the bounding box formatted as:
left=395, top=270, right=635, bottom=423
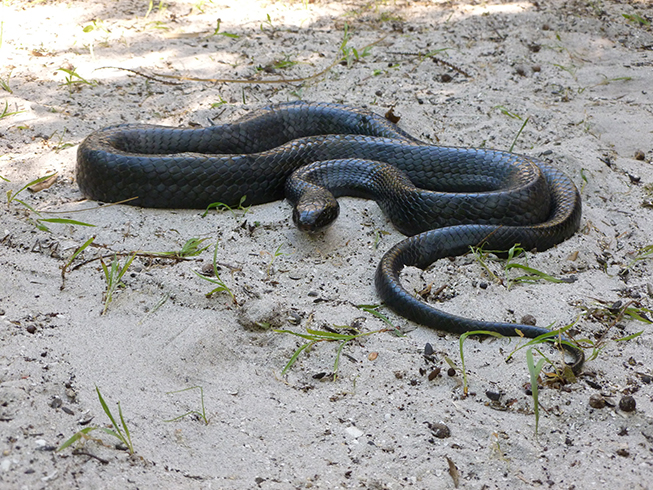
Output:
left=1, top=0, right=653, bottom=488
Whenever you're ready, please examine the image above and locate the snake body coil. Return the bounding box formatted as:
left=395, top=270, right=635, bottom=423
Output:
left=77, top=101, right=584, bottom=371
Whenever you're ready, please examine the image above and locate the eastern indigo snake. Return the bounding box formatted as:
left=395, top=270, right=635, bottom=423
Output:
left=77, top=101, right=584, bottom=372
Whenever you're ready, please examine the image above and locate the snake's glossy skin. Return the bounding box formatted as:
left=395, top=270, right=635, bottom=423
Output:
left=77, top=101, right=584, bottom=372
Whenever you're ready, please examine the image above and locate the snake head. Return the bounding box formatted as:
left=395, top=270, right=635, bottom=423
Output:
left=292, top=190, right=340, bottom=232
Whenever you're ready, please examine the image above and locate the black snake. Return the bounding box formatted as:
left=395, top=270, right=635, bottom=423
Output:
left=77, top=101, right=584, bottom=372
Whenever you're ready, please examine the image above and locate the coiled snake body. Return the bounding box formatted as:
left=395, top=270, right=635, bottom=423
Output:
left=77, top=101, right=584, bottom=371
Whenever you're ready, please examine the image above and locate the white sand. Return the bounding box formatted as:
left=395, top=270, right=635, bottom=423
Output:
left=1, top=0, right=653, bottom=488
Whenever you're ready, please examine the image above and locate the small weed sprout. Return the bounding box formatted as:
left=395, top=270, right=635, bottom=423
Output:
left=165, top=386, right=209, bottom=425
left=576, top=299, right=650, bottom=361
left=1, top=69, right=13, bottom=93
left=193, top=240, right=236, bottom=303
left=502, top=245, right=564, bottom=289
left=57, top=67, right=96, bottom=92
left=211, top=19, right=239, bottom=39
left=6, top=174, right=56, bottom=208
left=457, top=327, right=581, bottom=433
left=275, top=326, right=388, bottom=379
left=262, top=244, right=288, bottom=276
left=339, top=23, right=372, bottom=68
left=5, top=173, right=94, bottom=232
left=50, top=128, right=75, bottom=153
left=58, top=386, right=134, bottom=454
left=526, top=348, right=546, bottom=435
left=626, top=244, right=653, bottom=270
left=260, top=13, right=275, bottom=34
left=0, top=100, right=26, bottom=119
left=210, top=96, right=228, bottom=109
left=493, top=106, right=530, bottom=152
left=100, top=253, right=137, bottom=314
left=622, top=13, right=650, bottom=26
left=61, top=236, right=96, bottom=289
left=145, top=0, right=166, bottom=18
left=202, top=195, right=250, bottom=219
left=355, top=303, right=402, bottom=335
left=580, top=168, right=589, bottom=193
left=470, top=244, right=564, bottom=289
left=149, top=237, right=211, bottom=259
left=457, top=330, right=507, bottom=396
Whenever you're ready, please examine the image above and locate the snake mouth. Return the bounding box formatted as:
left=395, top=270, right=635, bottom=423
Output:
left=292, top=205, right=339, bottom=233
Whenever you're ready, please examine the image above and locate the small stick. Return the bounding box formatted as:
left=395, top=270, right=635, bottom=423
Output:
left=98, top=35, right=388, bottom=86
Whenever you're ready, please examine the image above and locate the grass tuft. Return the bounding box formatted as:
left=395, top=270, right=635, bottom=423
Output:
left=165, top=386, right=209, bottom=425
left=275, top=326, right=388, bottom=379
left=100, top=253, right=136, bottom=314
left=58, top=386, right=134, bottom=454
left=193, top=240, right=236, bottom=303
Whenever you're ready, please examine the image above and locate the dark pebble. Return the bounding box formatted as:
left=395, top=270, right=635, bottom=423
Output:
left=428, top=368, right=441, bottom=381
left=520, top=314, right=537, bottom=326
left=49, top=396, right=62, bottom=409
left=585, top=379, right=602, bottom=390
left=589, top=394, right=607, bottom=409
left=429, top=422, right=451, bottom=439
left=447, top=367, right=456, bottom=377
left=486, top=390, right=502, bottom=401
left=619, top=395, right=636, bottom=412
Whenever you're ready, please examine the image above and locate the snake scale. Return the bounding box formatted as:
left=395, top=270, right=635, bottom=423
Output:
left=77, top=101, right=584, bottom=372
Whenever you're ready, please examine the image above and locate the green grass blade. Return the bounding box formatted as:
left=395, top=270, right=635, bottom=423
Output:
left=505, top=262, right=563, bottom=284
left=57, top=427, right=98, bottom=451
left=509, top=116, right=529, bottom=153
left=38, top=218, right=96, bottom=227
left=624, top=307, right=653, bottom=324
left=95, top=386, right=119, bottom=431
left=356, top=303, right=399, bottom=331
left=615, top=331, right=644, bottom=342
left=274, top=328, right=323, bottom=341
left=281, top=341, right=314, bottom=375
left=458, top=330, right=506, bottom=394
left=526, top=348, right=546, bottom=435
left=98, top=427, right=121, bottom=439
left=305, top=328, right=353, bottom=340
left=118, top=402, right=133, bottom=452
left=333, top=340, right=348, bottom=377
